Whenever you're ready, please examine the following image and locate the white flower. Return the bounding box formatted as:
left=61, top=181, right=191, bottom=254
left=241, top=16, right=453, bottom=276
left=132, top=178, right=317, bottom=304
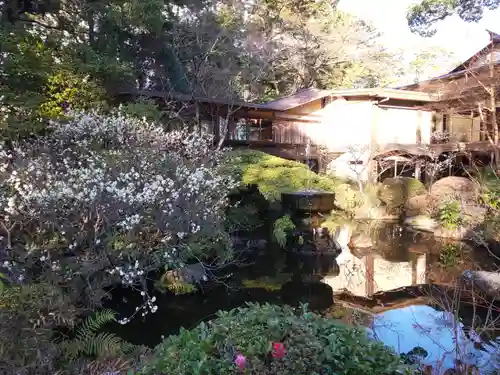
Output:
left=0, top=110, right=237, bottom=322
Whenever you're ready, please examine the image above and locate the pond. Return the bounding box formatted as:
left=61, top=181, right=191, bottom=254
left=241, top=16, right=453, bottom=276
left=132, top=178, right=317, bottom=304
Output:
left=106, top=221, right=500, bottom=374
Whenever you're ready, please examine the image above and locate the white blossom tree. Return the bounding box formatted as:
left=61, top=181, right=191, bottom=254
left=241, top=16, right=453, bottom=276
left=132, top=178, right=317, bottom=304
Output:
left=0, top=110, right=237, bottom=324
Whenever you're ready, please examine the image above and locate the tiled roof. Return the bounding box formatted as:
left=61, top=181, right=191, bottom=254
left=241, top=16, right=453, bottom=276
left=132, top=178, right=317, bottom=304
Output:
left=259, top=88, right=332, bottom=111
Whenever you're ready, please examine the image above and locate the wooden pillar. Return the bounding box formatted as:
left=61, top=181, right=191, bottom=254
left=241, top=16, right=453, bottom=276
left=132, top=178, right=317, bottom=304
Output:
left=415, top=111, right=423, bottom=181
left=416, top=111, right=423, bottom=144
left=415, top=160, right=421, bottom=181
left=369, top=105, right=379, bottom=182
left=365, top=254, right=375, bottom=297
left=449, top=113, right=454, bottom=140
left=411, top=257, right=417, bottom=286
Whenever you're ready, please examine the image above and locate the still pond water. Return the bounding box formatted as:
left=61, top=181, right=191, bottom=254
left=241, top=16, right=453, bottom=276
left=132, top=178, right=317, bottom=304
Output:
left=108, top=222, right=500, bottom=374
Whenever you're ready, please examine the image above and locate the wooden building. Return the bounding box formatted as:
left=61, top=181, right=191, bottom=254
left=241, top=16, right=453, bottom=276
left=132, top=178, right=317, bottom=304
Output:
left=118, top=31, right=500, bottom=181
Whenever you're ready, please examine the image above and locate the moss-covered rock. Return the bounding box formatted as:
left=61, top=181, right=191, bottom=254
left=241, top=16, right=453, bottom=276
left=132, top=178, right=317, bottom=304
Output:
left=223, top=150, right=337, bottom=202
left=379, top=177, right=426, bottom=212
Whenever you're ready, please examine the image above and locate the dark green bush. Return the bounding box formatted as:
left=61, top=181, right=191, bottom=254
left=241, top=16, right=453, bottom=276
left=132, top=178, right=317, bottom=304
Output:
left=225, top=203, right=263, bottom=232
left=223, top=150, right=338, bottom=202
left=141, top=303, right=404, bottom=375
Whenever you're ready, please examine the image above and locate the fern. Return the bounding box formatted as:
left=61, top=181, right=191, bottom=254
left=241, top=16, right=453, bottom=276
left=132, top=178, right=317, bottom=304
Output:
left=62, top=309, right=136, bottom=360
left=272, top=215, right=296, bottom=248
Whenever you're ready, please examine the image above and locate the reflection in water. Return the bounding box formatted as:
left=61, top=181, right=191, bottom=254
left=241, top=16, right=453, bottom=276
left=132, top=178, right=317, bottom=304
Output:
left=323, top=250, right=427, bottom=297
left=321, top=223, right=431, bottom=297
left=369, top=305, right=500, bottom=374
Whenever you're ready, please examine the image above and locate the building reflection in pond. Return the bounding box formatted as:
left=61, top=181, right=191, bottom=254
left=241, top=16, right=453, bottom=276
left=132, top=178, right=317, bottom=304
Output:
left=322, top=248, right=428, bottom=297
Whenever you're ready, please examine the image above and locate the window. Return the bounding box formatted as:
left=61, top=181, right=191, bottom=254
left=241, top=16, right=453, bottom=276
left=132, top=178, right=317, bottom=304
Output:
left=348, top=160, right=364, bottom=165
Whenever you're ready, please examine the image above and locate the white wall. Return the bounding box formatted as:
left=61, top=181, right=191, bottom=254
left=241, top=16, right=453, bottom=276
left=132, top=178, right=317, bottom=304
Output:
left=319, top=98, right=373, bottom=151
left=319, top=99, right=374, bottom=181
left=375, top=107, right=432, bottom=145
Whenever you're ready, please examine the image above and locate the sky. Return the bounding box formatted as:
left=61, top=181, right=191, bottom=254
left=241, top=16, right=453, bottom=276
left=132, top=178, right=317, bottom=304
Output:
left=338, top=0, right=500, bottom=78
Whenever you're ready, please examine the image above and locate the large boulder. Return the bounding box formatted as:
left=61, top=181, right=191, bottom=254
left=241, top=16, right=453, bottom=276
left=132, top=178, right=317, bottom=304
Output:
left=429, top=177, right=479, bottom=202
left=404, top=194, right=436, bottom=216
left=404, top=215, right=439, bottom=232
left=404, top=213, right=480, bottom=240
left=164, top=263, right=207, bottom=284
left=461, top=270, right=500, bottom=299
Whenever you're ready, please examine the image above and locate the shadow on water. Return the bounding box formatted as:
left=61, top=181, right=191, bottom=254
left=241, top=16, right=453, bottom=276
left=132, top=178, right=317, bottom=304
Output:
left=105, top=221, right=500, bottom=373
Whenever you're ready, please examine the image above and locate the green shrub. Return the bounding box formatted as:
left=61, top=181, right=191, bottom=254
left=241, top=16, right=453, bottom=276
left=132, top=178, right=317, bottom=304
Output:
left=439, top=244, right=461, bottom=267
left=0, top=283, right=76, bottom=373
left=379, top=177, right=426, bottom=211
left=225, top=204, right=263, bottom=232
left=436, top=200, right=462, bottom=230
left=223, top=150, right=337, bottom=202
left=141, top=303, right=404, bottom=375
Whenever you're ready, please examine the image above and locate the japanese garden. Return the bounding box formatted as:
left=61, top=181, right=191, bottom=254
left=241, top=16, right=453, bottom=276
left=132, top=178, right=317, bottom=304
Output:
left=1, top=0, right=500, bottom=374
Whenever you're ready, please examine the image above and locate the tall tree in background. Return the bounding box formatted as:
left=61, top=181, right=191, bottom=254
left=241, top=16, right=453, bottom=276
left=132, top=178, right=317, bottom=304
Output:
left=402, top=46, right=456, bottom=84
left=243, top=0, right=399, bottom=99
left=0, top=0, right=402, bottom=135
left=407, top=0, right=500, bottom=36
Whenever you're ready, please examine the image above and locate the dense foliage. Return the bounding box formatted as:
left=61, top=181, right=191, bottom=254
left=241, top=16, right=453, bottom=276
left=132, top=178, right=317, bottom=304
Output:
left=407, top=0, right=500, bottom=36
left=0, top=0, right=406, bottom=137
left=224, top=150, right=338, bottom=202
left=141, top=303, right=405, bottom=375
left=0, top=111, right=235, bottom=373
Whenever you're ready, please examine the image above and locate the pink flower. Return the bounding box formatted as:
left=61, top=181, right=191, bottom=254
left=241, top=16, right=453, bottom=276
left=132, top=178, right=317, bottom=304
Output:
left=234, top=353, right=246, bottom=370
left=272, top=342, right=286, bottom=359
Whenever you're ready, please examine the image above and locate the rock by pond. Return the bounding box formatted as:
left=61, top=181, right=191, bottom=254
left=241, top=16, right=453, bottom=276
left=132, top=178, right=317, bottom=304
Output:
left=461, top=270, right=500, bottom=299
left=163, top=263, right=208, bottom=284
left=404, top=209, right=485, bottom=241
left=429, top=176, right=480, bottom=202
left=349, top=232, right=373, bottom=250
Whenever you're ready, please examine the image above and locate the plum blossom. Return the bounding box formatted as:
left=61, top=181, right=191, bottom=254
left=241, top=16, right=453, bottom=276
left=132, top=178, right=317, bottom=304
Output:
left=0, top=110, right=237, bottom=320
